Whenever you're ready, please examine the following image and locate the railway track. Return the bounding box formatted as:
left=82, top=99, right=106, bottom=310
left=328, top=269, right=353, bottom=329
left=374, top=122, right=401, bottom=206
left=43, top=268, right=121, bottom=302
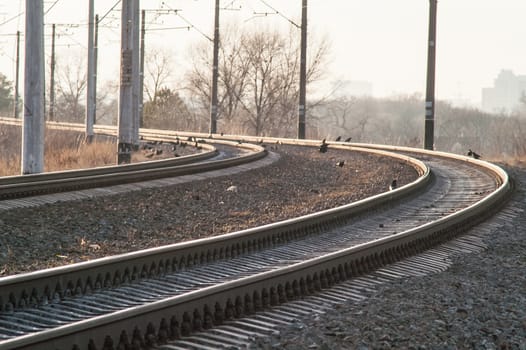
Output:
left=0, top=125, right=267, bottom=200
left=0, top=133, right=511, bottom=349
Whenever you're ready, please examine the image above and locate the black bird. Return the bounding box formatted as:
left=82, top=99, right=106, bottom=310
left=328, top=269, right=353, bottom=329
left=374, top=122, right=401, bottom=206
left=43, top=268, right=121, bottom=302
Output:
left=187, top=136, right=194, bottom=142
left=155, top=149, right=163, bottom=155
left=319, top=138, right=328, bottom=153
left=335, top=136, right=341, bottom=142
left=467, top=149, right=481, bottom=159
left=336, top=160, right=345, bottom=167
left=389, top=179, right=397, bottom=191
left=344, top=137, right=352, bottom=142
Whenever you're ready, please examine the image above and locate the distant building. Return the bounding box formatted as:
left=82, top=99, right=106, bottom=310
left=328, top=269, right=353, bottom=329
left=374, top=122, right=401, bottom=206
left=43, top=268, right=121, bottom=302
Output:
left=482, top=69, right=526, bottom=114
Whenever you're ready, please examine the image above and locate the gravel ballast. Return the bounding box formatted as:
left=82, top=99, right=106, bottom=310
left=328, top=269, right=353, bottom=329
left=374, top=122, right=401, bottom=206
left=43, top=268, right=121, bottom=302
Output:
left=0, top=145, right=523, bottom=349
left=254, top=165, right=526, bottom=349
left=0, top=145, right=417, bottom=276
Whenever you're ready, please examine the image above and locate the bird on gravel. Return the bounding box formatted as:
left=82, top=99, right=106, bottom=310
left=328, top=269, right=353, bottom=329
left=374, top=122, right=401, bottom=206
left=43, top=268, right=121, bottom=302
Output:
left=319, top=138, right=328, bottom=153
left=335, top=136, right=342, bottom=142
left=336, top=160, right=345, bottom=167
left=344, top=137, right=352, bottom=142
left=467, top=149, right=481, bottom=159
left=389, top=179, right=397, bottom=191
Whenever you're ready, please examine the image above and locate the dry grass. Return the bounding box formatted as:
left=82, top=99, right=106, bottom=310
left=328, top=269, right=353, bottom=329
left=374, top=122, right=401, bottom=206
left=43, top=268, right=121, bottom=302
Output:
left=0, top=125, right=117, bottom=176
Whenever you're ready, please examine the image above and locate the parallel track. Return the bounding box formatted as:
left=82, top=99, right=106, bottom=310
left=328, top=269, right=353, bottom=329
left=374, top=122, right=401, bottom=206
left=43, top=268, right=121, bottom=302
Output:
left=0, top=134, right=511, bottom=349
left=0, top=127, right=267, bottom=200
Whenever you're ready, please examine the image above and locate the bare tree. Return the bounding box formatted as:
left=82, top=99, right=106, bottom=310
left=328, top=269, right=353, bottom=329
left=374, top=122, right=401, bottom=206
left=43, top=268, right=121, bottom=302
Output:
left=143, top=87, right=193, bottom=130
left=0, top=73, right=14, bottom=115
left=185, top=25, right=329, bottom=137
left=186, top=24, right=251, bottom=129
left=144, top=48, right=173, bottom=103
left=54, top=54, right=87, bottom=123
left=95, top=80, right=119, bottom=125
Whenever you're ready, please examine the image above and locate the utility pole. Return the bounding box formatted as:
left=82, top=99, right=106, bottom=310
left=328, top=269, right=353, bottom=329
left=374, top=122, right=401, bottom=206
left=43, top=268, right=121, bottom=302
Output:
left=118, top=0, right=139, bottom=164
left=49, top=24, right=56, bottom=122
left=298, top=0, right=307, bottom=139
left=209, top=0, right=220, bottom=135
left=94, top=14, right=99, bottom=125
left=132, top=0, right=140, bottom=148
left=424, top=0, right=437, bottom=150
left=13, top=30, right=20, bottom=118
left=22, top=0, right=45, bottom=174
left=85, top=0, right=95, bottom=143
left=139, top=9, right=145, bottom=128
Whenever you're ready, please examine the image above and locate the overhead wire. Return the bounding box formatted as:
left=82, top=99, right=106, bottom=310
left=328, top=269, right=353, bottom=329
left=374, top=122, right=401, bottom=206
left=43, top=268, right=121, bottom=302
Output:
left=99, top=0, right=122, bottom=23
left=257, top=0, right=299, bottom=28
left=0, top=12, right=24, bottom=27
left=161, top=1, right=213, bottom=42
left=44, top=0, right=61, bottom=15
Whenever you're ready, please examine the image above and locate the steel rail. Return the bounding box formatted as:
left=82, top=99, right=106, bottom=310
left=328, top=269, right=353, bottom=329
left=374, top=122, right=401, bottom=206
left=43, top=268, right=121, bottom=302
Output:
left=0, top=145, right=427, bottom=313
left=0, top=146, right=510, bottom=350
left=0, top=126, right=511, bottom=349
left=0, top=140, right=268, bottom=199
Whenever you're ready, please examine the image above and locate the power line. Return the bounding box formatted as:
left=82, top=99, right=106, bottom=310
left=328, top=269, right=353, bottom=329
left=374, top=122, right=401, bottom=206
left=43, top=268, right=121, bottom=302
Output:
left=176, top=12, right=212, bottom=41
left=257, top=0, right=299, bottom=28
left=44, top=0, right=62, bottom=15
left=161, top=1, right=212, bottom=42
left=145, top=26, right=191, bottom=32
left=99, top=0, right=122, bottom=23
left=0, top=0, right=62, bottom=27
left=0, top=11, right=24, bottom=27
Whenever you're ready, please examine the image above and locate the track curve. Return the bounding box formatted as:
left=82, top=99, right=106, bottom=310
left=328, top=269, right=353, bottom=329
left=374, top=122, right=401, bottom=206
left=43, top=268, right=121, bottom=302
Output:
left=0, top=138, right=511, bottom=349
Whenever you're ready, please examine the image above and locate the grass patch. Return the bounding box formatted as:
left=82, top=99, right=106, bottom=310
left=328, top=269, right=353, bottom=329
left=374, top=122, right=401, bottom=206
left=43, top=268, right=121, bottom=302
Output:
left=0, top=125, right=117, bottom=176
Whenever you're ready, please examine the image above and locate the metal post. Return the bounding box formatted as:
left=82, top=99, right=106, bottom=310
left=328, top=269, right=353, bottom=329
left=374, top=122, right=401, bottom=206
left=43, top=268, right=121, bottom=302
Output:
left=22, top=0, right=45, bottom=174
left=424, top=0, right=437, bottom=150
left=13, top=30, right=20, bottom=118
left=49, top=24, right=56, bottom=121
left=85, top=0, right=95, bottom=143
left=139, top=9, right=145, bottom=128
left=298, top=0, right=307, bottom=139
left=210, top=0, right=220, bottom=135
left=117, top=0, right=138, bottom=164
left=94, top=14, right=99, bottom=125
left=131, top=0, right=140, bottom=148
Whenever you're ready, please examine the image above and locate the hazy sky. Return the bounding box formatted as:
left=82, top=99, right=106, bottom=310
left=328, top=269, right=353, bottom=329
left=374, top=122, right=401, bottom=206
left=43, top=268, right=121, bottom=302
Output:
left=1, top=0, right=525, bottom=107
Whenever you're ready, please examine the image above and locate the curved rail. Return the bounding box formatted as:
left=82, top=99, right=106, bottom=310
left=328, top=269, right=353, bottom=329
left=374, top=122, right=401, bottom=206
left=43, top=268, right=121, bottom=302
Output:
left=0, top=133, right=511, bottom=350
left=0, top=139, right=267, bottom=200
